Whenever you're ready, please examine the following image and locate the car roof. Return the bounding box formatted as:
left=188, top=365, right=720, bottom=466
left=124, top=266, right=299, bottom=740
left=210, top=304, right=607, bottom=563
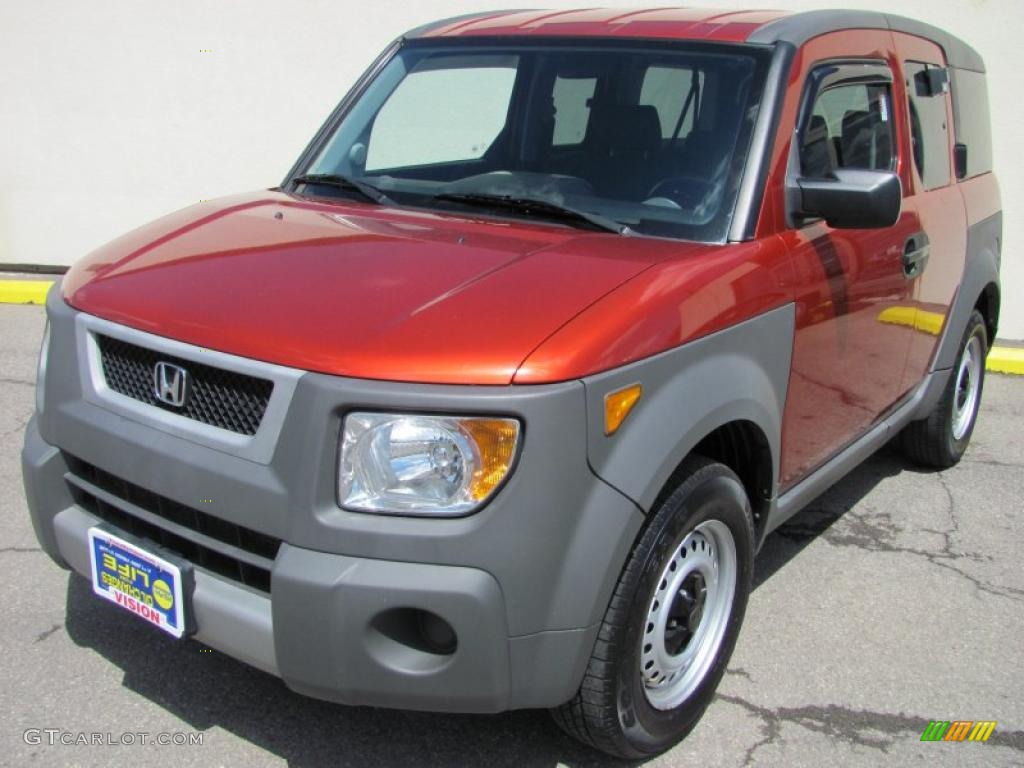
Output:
left=406, top=8, right=984, bottom=72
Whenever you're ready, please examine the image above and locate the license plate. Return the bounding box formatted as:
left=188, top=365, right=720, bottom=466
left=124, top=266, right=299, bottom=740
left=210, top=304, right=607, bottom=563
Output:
left=87, top=527, right=192, bottom=638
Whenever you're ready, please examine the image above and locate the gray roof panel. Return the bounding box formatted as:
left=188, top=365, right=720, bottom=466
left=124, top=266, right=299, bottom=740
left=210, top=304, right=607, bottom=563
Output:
left=747, top=10, right=985, bottom=72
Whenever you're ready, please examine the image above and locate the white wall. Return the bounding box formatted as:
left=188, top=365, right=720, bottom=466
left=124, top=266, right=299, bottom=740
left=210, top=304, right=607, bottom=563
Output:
left=2, top=0, right=1020, bottom=337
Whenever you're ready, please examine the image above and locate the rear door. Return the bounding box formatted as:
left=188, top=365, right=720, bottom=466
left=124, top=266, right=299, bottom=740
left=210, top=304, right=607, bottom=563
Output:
left=892, top=34, right=968, bottom=391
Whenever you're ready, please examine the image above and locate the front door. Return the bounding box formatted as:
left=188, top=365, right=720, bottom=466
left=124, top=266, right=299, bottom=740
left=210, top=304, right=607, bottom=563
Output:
left=778, top=58, right=918, bottom=488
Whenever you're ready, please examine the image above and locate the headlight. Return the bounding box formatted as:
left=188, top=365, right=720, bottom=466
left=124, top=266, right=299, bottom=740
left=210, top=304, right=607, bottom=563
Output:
left=36, top=319, right=50, bottom=414
left=338, top=413, right=520, bottom=516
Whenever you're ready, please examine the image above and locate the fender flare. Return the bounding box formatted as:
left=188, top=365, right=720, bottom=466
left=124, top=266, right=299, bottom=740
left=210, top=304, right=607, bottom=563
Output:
left=913, top=211, right=1001, bottom=420
left=583, top=304, right=794, bottom=513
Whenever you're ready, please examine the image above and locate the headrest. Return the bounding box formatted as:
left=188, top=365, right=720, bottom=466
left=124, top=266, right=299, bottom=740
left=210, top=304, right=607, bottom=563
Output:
left=807, top=114, right=829, bottom=141
left=801, top=114, right=836, bottom=177
left=586, top=104, right=662, bottom=154
left=842, top=109, right=874, bottom=147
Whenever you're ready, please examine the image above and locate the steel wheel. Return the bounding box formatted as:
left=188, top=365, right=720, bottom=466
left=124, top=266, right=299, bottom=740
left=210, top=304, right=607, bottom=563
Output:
left=552, top=457, right=754, bottom=759
left=640, top=519, right=737, bottom=710
left=952, top=334, right=983, bottom=441
left=899, top=309, right=988, bottom=469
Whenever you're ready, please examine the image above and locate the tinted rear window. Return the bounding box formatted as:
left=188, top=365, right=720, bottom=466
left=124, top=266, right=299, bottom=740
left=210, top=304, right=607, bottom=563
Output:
left=951, top=68, right=993, bottom=178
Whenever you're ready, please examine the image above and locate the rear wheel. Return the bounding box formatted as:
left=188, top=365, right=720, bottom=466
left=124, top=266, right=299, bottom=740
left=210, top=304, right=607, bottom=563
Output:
left=551, top=457, right=754, bottom=758
left=900, top=309, right=988, bottom=468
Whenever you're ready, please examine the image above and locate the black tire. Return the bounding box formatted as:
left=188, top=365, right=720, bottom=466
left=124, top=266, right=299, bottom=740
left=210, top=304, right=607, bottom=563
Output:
left=900, top=309, right=988, bottom=468
left=551, top=456, right=755, bottom=759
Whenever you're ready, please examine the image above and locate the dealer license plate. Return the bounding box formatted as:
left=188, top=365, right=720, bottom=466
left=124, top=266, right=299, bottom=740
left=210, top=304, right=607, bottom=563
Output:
left=87, top=527, right=190, bottom=638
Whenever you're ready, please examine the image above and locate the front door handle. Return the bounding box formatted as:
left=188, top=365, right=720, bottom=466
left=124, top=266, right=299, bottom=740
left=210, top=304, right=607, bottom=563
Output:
left=903, top=233, right=930, bottom=280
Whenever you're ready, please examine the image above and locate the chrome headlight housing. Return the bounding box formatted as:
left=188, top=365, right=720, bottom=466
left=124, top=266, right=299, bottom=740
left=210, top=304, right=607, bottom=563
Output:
left=338, top=413, right=520, bottom=516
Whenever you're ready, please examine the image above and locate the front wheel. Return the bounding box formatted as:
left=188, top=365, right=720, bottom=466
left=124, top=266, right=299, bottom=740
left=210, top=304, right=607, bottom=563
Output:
left=551, top=457, right=754, bottom=758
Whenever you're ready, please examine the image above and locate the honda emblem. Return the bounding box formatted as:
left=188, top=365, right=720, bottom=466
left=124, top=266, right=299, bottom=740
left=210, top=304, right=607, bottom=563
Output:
left=153, top=362, right=190, bottom=408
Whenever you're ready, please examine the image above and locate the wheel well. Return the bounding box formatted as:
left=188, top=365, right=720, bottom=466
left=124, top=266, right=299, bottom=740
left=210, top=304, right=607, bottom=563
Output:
left=975, top=282, right=1000, bottom=347
left=656, top=420, right=774, bottom=539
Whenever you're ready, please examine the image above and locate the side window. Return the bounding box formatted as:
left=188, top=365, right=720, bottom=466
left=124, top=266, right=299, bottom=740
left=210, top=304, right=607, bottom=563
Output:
left=904, top=61, right=952, bottom=190
left=799, top=81, right=895, bottom=178
left=639, top=65, right=703, bottom=140
left=951, top=68, right=993, bottom=179
left=551, top=76, right=597, bottom=146
left=366, top=57, right=517, bottom=171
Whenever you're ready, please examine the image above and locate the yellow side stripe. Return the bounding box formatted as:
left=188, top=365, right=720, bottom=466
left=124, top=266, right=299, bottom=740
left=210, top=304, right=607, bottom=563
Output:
left=0, top=280, right=52, bottom=304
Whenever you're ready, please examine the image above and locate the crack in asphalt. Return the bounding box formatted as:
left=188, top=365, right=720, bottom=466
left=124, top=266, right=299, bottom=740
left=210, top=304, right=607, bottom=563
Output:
left=0, top=546, right=43, bottom=554
left=718, top=693, right=1024, bottom=762
left=726, top=667, right=753, bottom=681
left=928, top=471, right=1024, bottom=603
left=34, top=623, right=61, bottom=644
left=0, top=377, right=35, bottom=388
left=0, top=409, right=33, bottom=438
left=996, top=729, right=1024, bottom=752
left=961, top=457, right=1024, bottom=470
left=719, top=694, right=784, bottom=766
left=773, top=472, right=1023, bottom=604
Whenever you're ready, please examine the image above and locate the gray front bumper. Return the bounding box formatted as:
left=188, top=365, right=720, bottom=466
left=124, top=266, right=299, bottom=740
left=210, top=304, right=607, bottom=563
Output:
left=22, top=289, right=644, bottom=712
left=24, top=416, right=618, bottom=711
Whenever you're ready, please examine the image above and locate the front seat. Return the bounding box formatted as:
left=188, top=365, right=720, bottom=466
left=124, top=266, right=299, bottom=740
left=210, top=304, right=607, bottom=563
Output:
left=800, top=114, right=837, bottom=177
left=842, top=105, right=892, bottom=170
left=581, top=104, right=663, bottom=199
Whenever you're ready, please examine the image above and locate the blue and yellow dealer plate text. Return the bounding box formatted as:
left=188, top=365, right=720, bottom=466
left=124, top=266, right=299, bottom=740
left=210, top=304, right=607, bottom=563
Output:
left=87, top=528, right=188, bottom=638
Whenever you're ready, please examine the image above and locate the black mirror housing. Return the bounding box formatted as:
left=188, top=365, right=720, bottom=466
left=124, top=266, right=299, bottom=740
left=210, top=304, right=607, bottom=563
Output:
left=796, top=169, right=902, bottom=229
left=924, top=67, right=949, bottom=95
left=954, top=143, right=969, bottom=180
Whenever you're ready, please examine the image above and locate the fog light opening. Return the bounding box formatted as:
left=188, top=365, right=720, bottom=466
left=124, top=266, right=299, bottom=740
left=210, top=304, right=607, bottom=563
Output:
left=369, top=608, right=458, bottom=658
left=417, top=610, right=457, bottom=655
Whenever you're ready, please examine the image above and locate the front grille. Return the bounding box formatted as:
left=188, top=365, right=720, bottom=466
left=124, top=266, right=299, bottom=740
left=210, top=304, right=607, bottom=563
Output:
left=64, top=455, right=280, bottom=592
left=97, top=334, right=273, bottom=436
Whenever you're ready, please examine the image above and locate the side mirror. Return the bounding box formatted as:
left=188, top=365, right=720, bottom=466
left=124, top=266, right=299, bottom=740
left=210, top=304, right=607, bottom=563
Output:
left=796, top=169, right=902, bottom=229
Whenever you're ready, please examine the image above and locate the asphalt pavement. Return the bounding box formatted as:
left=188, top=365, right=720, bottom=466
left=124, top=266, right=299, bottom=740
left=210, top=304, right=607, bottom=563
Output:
left=1, top=302, right=1021, bottom=767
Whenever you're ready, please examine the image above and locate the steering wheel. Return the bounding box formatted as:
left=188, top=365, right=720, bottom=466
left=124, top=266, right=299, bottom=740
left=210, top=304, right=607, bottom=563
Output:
left=645, top=176, right=715, bottom=211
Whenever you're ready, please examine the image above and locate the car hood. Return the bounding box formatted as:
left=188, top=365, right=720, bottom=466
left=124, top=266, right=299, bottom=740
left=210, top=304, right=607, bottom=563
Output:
left=64, top=191, right=696, bottom=384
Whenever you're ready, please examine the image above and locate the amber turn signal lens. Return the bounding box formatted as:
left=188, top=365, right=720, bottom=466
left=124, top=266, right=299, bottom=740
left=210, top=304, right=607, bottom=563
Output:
left=604, top=384, right=642, bottom=435
left=462, top=418, right=520, bottom=501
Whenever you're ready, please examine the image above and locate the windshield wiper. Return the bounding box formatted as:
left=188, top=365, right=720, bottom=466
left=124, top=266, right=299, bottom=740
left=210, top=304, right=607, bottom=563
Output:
left=433, top=192, right=631, bottom=235
left=291, top=173, right=394, bottom=205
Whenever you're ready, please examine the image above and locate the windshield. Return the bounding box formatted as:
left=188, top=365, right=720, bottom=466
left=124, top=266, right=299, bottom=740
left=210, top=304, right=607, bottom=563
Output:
left=300, top=39, right=771, bottom=243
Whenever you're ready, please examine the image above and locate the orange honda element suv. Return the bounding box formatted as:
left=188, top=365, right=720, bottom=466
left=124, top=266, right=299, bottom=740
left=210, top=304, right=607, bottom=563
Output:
left=23, top=9, right=999, bottom=758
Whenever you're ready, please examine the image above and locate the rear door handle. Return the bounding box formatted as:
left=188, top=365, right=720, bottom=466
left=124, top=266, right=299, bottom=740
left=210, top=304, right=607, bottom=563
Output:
left=902, top=233, right=930, bottom=279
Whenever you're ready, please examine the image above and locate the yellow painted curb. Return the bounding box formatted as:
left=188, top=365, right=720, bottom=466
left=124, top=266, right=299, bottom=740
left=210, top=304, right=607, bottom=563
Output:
left=876, top=305, right=1021, bottom=374
left=0, top=280, right=52, bottom=304
left=877, top=306, right=945, bottom=335
left=988, top=346, right=1024, bottom=375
